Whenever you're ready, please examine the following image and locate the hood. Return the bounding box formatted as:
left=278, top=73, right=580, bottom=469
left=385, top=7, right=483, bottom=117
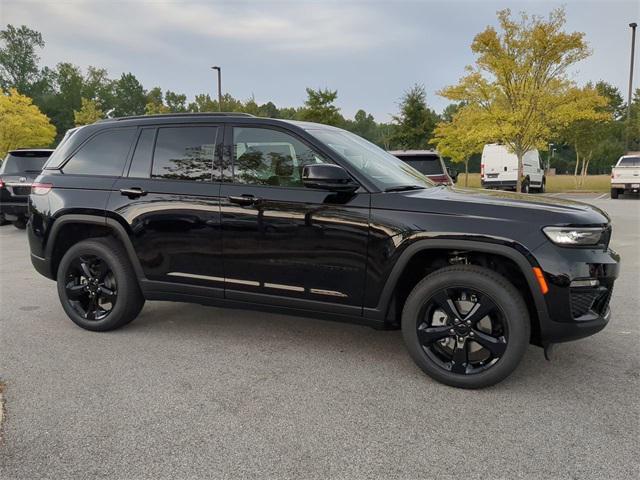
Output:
left=382, top=186, right=610, bottom=227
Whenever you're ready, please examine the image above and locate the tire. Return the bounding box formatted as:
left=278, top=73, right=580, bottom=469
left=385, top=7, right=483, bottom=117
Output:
left=401, top=265, right=530, bottom=389
left=13, top=218, right=27, bottom=229
left=539, top=178, right=546, bottom=194
left=0, top=214, right=9, bottom=226
left=610, top=188, right=619, bottom=199
left=520, top=178, right=530, bottom=194
left=56, top=237, right=145, bottom=331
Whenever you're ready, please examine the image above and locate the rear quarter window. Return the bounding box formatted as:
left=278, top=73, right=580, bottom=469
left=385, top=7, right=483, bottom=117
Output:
left=62, top=128, right=136, bottom=176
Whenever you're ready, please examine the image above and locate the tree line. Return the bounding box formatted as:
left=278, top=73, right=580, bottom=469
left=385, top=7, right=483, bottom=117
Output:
left=1, top=12, right=638, bottom=183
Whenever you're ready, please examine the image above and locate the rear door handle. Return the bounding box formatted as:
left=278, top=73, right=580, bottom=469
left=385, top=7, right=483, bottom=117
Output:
left=228, top=195, right=258, bottom=206
left=120, top=187, right=147, bottom=198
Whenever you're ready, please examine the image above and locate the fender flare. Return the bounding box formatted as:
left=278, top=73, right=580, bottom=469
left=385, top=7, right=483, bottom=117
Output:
left=364, top=238, right=549, bottom=323
left=45, top=214, right=146, bottom=279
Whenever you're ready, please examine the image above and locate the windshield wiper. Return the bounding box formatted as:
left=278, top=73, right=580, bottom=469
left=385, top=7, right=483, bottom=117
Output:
left=384, top=185, right=426, bottom=193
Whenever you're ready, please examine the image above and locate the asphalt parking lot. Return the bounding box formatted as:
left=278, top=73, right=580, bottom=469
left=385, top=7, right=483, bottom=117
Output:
left=1, top=193, right=638, bottom=479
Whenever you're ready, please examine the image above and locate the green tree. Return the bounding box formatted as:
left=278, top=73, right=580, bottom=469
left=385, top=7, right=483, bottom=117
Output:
left=440, top=8, right=607, bottom=191
left=144, top=86, right=169, bottom=114
left=165, top=90, right=187, bottom=112
left=343, top=109, right=379, bottom=143
left=0, top=25, right=44, bottom=95
left=0, top=88, right=56, bottom=157
left=389, top=84, right=439, bottom=150
left=431, top=107, right=485, bottom=186
left=74, top=98, right=103, bottom=126
left=299, top=88, right=343, bottom=125
left=112, top=73, right=146, bottom=117
left=82, top=67, right=115, bottom=112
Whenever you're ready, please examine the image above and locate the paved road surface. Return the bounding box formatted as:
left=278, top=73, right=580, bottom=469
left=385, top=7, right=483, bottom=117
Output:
left=1, top=193, right=638, bottom=479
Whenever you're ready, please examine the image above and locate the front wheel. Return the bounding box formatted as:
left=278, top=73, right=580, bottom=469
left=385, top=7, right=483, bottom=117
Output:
left=402, top=265, right=530, bottom=388
left=56, top=237, right=145, bottom=331
left=13, top=218, right=27, bottom=229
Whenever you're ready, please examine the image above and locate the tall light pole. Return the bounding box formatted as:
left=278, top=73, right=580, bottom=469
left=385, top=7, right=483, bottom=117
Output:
left=211, top=66, right=222, bottom=111
left=626, top=23, right=637, bottom=150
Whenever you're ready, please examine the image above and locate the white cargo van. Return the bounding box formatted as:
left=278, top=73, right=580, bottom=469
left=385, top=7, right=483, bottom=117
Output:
left=480, top=144, right=545, bottom=193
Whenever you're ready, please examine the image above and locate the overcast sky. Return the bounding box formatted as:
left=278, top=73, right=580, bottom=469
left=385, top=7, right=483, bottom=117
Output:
left=3, top=0, right=638, bottom=121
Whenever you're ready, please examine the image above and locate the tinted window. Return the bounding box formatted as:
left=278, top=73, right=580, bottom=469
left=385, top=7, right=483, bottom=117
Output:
left=128, top=129, right=156, bottom=178
left=619, top=157, right=640, bottom=167
left=233, top=127, right=328, bottom=187
left=398, top=156, right=444, bottom=175
left=63, top=128, right=136, bottom=176
left=0, top=152, right=51, bottom=174
left=152, top=127, right=217, bottom=181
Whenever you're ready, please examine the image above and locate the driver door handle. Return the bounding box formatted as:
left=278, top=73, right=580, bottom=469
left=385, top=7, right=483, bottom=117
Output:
left=228, top=194, right=259, bottom=206
left=120, top=187, right=147, bottom=198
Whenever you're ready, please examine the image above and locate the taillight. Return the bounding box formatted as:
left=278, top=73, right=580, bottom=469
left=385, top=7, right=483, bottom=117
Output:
left=31, top=182, right=53, bottom=195
left=0, top=177, right=4, bottom=188
left=480, top=163, right=485, bottom=177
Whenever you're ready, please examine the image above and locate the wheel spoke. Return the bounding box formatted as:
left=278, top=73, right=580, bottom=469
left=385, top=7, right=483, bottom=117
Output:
left=417, top=324, right=452, bottom=346
left=98, top=286, right=116, bottom=302
left=430, top=290, right=462, bottom=322
left=84, top=296, right=98, bottom=320
left=450, top=338, right=468, bottom=374
left=66, top=283, right=86, bottom=300
left=79, top=260, right=93, bottom=280
left=472, top=330, right=507, bottom=357
left=463, top=294, right=497, bottom=325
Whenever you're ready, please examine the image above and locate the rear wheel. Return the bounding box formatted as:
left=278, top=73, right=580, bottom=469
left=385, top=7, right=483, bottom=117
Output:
left=402, top=265, right=530, bottom=389
left=610, top=188, right=619, bottom=199
left=521, top=178, right=530, bottom=194
left=56, top=237, right=145, bottom=331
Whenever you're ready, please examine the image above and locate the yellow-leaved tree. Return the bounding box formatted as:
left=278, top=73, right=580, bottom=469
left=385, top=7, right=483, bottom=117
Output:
left=74, top=98, right=104, bottom=126
left=431, top=106, right=486, bottom=187
left=0, top=88, right=56, bottom=159
left=439, top=8, right=607, bottom=192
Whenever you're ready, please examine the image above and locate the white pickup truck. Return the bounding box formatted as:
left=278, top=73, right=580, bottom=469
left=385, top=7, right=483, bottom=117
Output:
left=611, top=154, right=640, bottom=198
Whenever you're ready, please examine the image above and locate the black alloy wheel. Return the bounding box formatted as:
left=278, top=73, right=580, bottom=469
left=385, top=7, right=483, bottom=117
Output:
left=63, top=254, right=117, bottom=321
left=57, top=238, right=145, bottom=331
left=417, top=287, right=507, bottom=375
left=402, top=265, right=530, bottom=388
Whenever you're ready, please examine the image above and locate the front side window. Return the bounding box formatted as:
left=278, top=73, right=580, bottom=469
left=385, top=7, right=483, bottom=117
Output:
left=232, top=127, right=329, bottom=187
left=308, top=129, right=434, bottom=191
left=62, top=128, right=136, bottom=176
left=152, top=127, right=218, bottom=181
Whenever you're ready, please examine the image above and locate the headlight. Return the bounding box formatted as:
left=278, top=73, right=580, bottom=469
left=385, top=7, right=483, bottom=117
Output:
left=542, top=226, right=605, bottom=246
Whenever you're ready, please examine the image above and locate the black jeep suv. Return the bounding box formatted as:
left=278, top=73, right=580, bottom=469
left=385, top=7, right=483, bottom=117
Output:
left=28, top=113, right=619, bottom=388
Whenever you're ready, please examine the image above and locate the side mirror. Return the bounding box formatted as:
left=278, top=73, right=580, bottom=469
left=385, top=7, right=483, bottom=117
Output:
left=302, top=164, right=359, bottom=193
left=447, top=167, right=459, bottom=183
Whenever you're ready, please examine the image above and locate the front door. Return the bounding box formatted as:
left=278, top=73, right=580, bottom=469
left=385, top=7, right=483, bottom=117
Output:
left=108, top=124, right=223, bottom=295
left=220, top=125, right=370, bottom=315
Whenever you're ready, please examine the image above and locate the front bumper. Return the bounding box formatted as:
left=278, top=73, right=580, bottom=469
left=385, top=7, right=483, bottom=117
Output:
left=532, top=242, right=620, bottom=345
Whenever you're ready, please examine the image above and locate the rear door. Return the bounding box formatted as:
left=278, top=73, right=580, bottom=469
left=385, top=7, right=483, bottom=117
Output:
left=219, top=124, right=370, bottom=315
left=108, top=124, right=223, bottom=295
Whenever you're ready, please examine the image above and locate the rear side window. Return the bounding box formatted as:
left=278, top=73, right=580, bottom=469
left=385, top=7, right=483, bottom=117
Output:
left=152, top=127, right=218, bottom=181
left=128, top=128, right=156, bottom=178
left=62, top=128, right=136, bottom=176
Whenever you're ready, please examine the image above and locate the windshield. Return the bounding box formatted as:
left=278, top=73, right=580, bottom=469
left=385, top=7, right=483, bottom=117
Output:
left=618, top=157, right=640, bottom=167
left=0, top=152, right=51, bottom=174
left=308, top=129, right=434, bottom=191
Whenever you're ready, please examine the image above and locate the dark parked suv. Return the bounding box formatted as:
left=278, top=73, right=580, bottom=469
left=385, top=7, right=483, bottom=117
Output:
left=0, top=148, right=53, bottom=228
left=28, top=113, right=619, bottom=388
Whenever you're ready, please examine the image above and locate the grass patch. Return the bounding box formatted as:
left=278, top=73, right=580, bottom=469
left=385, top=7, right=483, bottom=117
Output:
left=455, top=174, right=610, bottom=193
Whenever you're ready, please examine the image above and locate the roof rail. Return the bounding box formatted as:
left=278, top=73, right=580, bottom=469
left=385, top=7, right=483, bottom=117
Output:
left=99, top=112, right=255, bottom=122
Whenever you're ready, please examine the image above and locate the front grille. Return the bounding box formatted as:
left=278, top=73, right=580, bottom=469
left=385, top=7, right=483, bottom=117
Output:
left=10, top=186, right=31, bottom=196
left=570, top=287, right=612, bottom=318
